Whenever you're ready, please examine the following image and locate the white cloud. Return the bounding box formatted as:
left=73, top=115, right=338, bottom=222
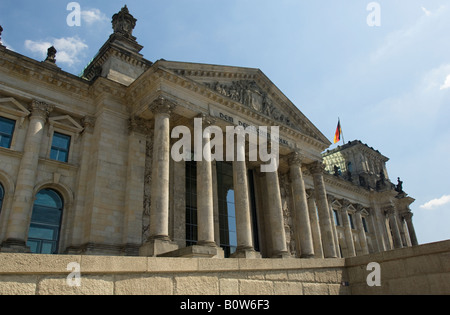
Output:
left=81, top=8, right=108, bottom=26
left=440, top=74, right=450, bottom=90
left=24, top=36, right=88, bottom=67
left=422, top=7, right=432, bottom=17
left=420, top=195, right=450, bottom=210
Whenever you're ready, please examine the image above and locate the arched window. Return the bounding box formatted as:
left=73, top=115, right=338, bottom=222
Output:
left=27, top=189, right=63, bottom=254
left=0, top=184, right=4, bottom=214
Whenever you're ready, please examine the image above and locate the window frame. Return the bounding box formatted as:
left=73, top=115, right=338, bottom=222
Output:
left=0, top=183, right=4, bottom=214
left=0, top=116, right=17, bottom=149
left=49, top=131, right=72, bottom=163
left=27, top=188, right=64, bottom=255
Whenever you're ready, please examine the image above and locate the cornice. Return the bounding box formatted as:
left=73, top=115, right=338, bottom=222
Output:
left=0, top=49, right=90, bottom=99
left=128, top=64, right=330, bottom=153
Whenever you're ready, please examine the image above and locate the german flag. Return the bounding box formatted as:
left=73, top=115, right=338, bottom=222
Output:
left=334, top=119, right=342, bottom=144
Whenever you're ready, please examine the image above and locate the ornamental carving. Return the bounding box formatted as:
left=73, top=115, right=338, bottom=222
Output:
left=30, top=100, right=54, bottom=119
left=112, top=5, right=137, bottom=40
left=204, top=80, right=293, bottom=128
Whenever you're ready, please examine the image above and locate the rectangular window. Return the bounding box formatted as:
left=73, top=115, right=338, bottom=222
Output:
left=217, top=162, right=237, bottom=258
left=0, top=116, right=16, bottom=149
left=348, top=214, right=355, bottom=229
left=333, top=209, right=340, bottom=226
left=185, top=161, right=198, bottom=247
left=362, top=217, right=369, bottom=233
left=50, top=132, right=71, bottom=163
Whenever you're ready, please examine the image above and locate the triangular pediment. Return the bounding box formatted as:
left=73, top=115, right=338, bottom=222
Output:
left=49, top=115, right=83, bottom=133
left=0, top=97, right=31, bottom=117
left=158, top=61, right=331, bottom=147
left=0, top=97, right=31, bottom=127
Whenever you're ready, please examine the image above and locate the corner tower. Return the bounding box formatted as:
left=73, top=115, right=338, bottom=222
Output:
left=82, top=5, right=152, bottom=86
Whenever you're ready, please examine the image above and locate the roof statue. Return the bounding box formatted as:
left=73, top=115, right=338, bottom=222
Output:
left=112, top=5, right=137, bottom=40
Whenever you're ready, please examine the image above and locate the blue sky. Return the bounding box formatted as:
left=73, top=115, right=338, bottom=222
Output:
left=0, top=0, right=449, bottom=244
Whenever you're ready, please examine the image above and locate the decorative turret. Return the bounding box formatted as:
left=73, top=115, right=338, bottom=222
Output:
left=81, top=5, right=152, bottom=86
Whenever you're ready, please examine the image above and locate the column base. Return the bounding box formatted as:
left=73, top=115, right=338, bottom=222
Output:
left=139, top=238, right=179, bottom=257
left=231, top=247, right=262, bottom=259
left=160, top=245, right=224, bottom=258
left=0, top=239, right=31, bottom=253
left=271, top=251, right=291, bottom=259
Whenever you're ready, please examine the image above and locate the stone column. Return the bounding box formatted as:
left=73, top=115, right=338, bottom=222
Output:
left=123, top=117, right=151, bottom=255
left=340, top=200, right=356, bottom=257
left=140, top=98, right=178, bottom=257
left=288, top=152, right=314, bottom=258
left=403, top=212, right=419, bottom=246
left=231, top=137, right=259, bottom=258
left=306, top=189, right=324, bottom=259
left=1, top=100, right=54, bottom=252
left=265, top=168, right=289, bottom=258
left=387, top=206, right=403, bottom=249
left=197, top=115, right=216, bottom=247
left=308, top=161, right=337, bottom=258
left=355, top=205, right=369, bottom=255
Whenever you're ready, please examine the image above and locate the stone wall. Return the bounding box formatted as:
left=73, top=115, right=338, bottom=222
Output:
left=0, top=240, right=448, bottom=295
left=0, top=254, right=348, bottom=295
left=346, top=240, right=450, bottom=295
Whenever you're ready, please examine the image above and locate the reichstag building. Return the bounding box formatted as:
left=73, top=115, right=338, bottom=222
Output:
left=0, top=6, right=418, bottom=259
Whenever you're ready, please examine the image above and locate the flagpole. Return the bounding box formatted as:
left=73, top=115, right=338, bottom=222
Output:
left=339, top=117, right=345, bottom=145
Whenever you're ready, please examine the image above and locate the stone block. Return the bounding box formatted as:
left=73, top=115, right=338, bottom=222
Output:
left=175, top=276, right=219, bottom=295
left=37, top=275, right=114, bottom=295
left=115, top=275, right=173, bottom=295
left=273, top=281, right=303, bottom=295
left=0, top=275, right=37, bottom=295
left=303, top=283, right=329, bottom=295
left=239, top=280, right=273, bottom=295
left=219, top=279, right=239, bottom=295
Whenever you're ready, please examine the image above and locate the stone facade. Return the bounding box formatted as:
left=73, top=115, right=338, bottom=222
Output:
left=0, top=7, right=418, bottom=263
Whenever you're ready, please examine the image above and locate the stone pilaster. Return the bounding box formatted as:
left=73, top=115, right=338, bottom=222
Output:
left=355, top=205, right=369, bottom=255
left=340, top=199, right=356, bottom=257
left=308, top=161, right=337, bottom=258
left=386, top=206, right=403, bottom=249
left=1, top=100, right=54, bottom=252
left=288, top=152, right=314, bottom=258
left=403, top=212, right=419, bottom=246
left=140, top=98, right=178, bottom=256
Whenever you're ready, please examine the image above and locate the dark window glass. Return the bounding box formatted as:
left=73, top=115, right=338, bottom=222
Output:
left=26, top=189, right=63, bottom=254
left=0, top=117, right=16, bottom=149
left=0, top=184, right=4, bottom=214
left=217, top=162, right=237, bottom=258
left=362, top=217, right=369, bottom=233
left=186, top=161, right=198, bottom=247
left=50, top=132, right=71, bottom=163
left=348, top=214, right=355, bottom=229
left=333, top=209, right=340, bottom=226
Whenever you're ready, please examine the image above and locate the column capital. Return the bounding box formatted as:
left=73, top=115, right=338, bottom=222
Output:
left=150, top=97, right=176, bottom=116
left=384, top=205, right=396, bottom=216
left=82, top=116, right=96, bottom=134
left=355, top=204, right=365, bottom=213
left=30, top=100, right=54, bottom=119
left=402, top=211, right=414, bottom=221
left=340, top=199, right=351, bottom=210
left=308, top=161, right=325, bottom=175
left=288, top=151, right=304, bottom=167
left=196, top=113, right=216, bottom=126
